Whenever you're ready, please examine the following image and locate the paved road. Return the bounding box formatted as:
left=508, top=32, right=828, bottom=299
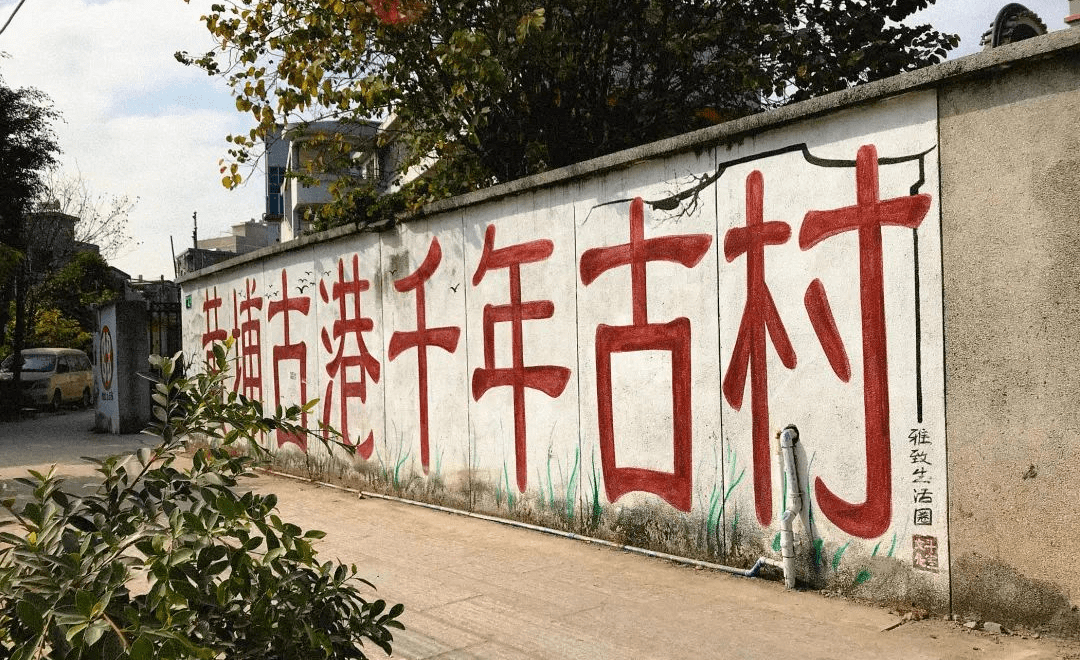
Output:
left=0, top=408, right=155, bottom=501
left=253, top=472, right=1080, bottom=660
left=2, top=411, right=1078, bottom=658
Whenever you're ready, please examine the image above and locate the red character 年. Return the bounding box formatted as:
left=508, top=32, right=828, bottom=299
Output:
left=472, top=224, right=570, bottom=493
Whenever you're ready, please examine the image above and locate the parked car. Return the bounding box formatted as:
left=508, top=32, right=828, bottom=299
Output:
left=0, top=348, right=94, bottom=410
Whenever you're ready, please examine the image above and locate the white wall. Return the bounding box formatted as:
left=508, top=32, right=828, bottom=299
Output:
left=181, top=89, right=948, bottom=604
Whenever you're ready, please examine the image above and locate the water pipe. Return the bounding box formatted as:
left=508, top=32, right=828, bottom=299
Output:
left=777, top=424, right=803, bottom=589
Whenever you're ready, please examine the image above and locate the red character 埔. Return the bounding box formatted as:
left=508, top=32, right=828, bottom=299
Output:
left=236, top=278, right=264, bottom=402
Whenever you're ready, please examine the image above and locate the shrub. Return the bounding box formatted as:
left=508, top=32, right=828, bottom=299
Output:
left=0, top=343, right=403, bottom=658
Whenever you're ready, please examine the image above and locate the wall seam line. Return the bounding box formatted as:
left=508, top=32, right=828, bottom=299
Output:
left=935, top=86, right=954, bottom=619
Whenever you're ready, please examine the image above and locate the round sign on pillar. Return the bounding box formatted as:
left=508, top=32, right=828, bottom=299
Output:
left=100, top=325, right=114, bottom=391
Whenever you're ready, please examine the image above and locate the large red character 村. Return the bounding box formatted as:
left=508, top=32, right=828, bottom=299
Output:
left=389, top=238, right=460, bottom=474
left=319, top=254, right=380, bottom=458
left=580, top=197, right=712, bottom=512
left=799, top=144, right=931, bottom=539
left=472, top=224, right=570, bottom=493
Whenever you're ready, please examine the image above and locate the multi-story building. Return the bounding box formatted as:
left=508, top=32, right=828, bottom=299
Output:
left=266, top=116, right=426, bottom=243
left=195, top=220, right=280, bottom=255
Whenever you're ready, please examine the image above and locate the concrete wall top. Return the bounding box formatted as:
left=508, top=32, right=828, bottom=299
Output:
left=178, top=27, right=1080, bottom=286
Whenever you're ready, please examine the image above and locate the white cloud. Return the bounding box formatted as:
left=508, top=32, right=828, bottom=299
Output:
left=1, top=0, right=263, bottom=280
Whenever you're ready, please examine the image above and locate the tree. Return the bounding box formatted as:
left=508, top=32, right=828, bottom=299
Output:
left=178, top=0, right=957, bottom=222
left=40, top=171, right=139, bottom=261
left=0, top=251, right=123, bottom=357
left=36, top=251, right=123, bottom=333
left=0, top=346, right=404, bottom=658
left=0, top=72, right=60, bottom=379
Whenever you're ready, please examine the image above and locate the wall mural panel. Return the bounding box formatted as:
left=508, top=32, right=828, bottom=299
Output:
left=711, top=92, right=947, bottom=598
left=181, top=90, right=947, bottom=603
left=463, top=189, right=581, bottom=516
left=380, top=215, right=471, bottom=496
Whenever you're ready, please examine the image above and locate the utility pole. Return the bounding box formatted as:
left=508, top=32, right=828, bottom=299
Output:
left=191, top=211, right=198, bottom=249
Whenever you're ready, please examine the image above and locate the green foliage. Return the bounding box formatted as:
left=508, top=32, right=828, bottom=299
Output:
left=0, top=251, right=122, bottom=359
left=0, top=343, right=404, bottom=659
left=24, top=308, right=90, bottom=352
left=0, top=71, right=61, bottom=366
left=310, top=179, right=408, bottom=232
left=1, top=303, right=94, bottom=361
left=0, top=245, right=21, bottom=290
left=179, top=0, right=958, bottom=229
left=36, top=251, right=122, bottom=329
left=0, top=73, right=59, bottom=250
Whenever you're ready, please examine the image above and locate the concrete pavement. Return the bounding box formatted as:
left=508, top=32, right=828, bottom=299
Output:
left=0, top=408, right=154, bottom=470
left=248, top=471, right=1080, bottom=660
left=2, top=410, right=1078, bottom=658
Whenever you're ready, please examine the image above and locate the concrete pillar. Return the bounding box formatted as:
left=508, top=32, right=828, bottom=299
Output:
left=94, top=300, right=151, bottom=433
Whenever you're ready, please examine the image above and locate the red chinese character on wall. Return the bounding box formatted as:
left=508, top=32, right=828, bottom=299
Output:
left=472, top=224, right=571, bottom=493
left=799, top=144, right=931, bottom=539
left=722, top=171, right=797, bottom=525
left=580, top=197, right=712, bottom=512
left=201, top=286, right=228, bottom=364
left=319, top=254, right=380, bottom=458
left=236, top=278, right=263, bottom=402
left=389, top=238, right=460, bottom=474
left=268, top=269, right=311, bottom=451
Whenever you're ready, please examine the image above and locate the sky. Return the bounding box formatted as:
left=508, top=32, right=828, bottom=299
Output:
left=0, top=0, right=1072, bottom=281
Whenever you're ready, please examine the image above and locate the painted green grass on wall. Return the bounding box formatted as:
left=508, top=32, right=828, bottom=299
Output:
left=502, top=461, right=516, bottom=510
left=547, top=450, right=556, bottom=510
left=565, top=446, right=580, bottom=522
left=536, top=468, right=546, bottom=511
left=837, top=531, right=898, bottom=587
left=372, top=432, right=411, bottom=490
left=722, top=445, right=745, bottom=539
left=393, top=447, right=411, bottom=489
left=832, top=540, right=851, bottom=571
left=586, top=451, right=602, bottom=528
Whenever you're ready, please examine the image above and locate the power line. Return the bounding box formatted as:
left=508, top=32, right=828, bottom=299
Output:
left=0, top=0, right=28, bottom=37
